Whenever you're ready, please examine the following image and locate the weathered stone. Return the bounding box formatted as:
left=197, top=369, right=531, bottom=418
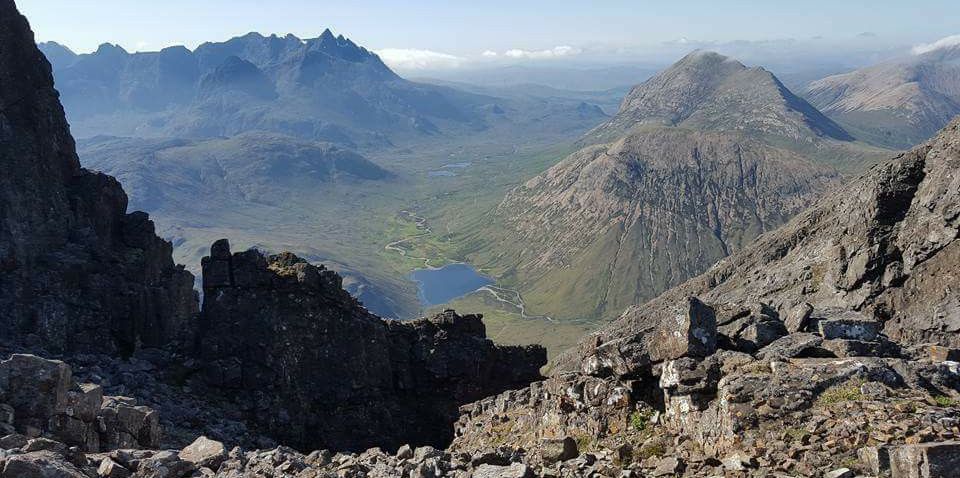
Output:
left=823, top=339, right=880, bottom=357
left=396, top=444, right=414, bottom=460
left=472, top=463, right=532, bottom=478
left=133, top=450, right=195, bottom=478
left=178, top=436, right=226, bottom=470
left=22, top=437, right=67, bottom=454
left=539, top=437, right=578, bottom=465
left=818, top=317, right=880, bottom=341
left=824, top=468, right=854, bottom=478
left=652, top=456, right=684, bottom=476
left=0, top=451, right=86, bottom=478
left=0, top=355, right=71, bottom=432
left=890, top=442, right=960, bottom=478
left=859, top=446, right=892, bottom=475
left=98, top=457, right=132, bottom=478
left=784, top=303, right=814, bottom=333
left=0, top=434, right=26, bottom=450
left=929, top=345, right=960, bottom=362
left=756, top=333, right=824, bottom=361
left=98, top=397, right=160, bottom=451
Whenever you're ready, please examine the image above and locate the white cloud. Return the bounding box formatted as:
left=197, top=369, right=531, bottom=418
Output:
left=374, top=48, right=464, bottom=70
left=912, top=34, right=960, bottom=55
left=481, top=50, right=498, bottom=58
left=503, top=45, right=581, bottom=60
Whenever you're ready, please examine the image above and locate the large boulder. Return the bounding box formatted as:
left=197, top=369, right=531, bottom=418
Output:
left=580, top=297, right=717, bottom=378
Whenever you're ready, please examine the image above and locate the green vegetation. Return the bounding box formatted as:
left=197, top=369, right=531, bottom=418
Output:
left=816, top=381, right=866, bottom=406
left=630, top=409, right=655, bottom=433
left=933, top=395, right=958, bottom=407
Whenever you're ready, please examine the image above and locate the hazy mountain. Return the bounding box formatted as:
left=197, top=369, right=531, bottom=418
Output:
left=459, top=51, right=888, bottom=321
left=804, top=43, right=960, bottom=149
left=42, top=32, right=610, bottom=150
left=78, top=132, right=391, bottom=213
left=37, top=40, right=77, bottom=69
left=42, top=32, right=482, bottom=146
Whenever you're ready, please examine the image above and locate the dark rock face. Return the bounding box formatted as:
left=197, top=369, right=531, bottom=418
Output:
left=196, top=240, right=546, bottom=451
left=0, top=0, right=198, bottom=356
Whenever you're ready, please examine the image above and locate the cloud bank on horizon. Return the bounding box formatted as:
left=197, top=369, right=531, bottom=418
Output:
left=375, top=45, right=581, bottom=71
left=912, top=34, right=960, bottom=55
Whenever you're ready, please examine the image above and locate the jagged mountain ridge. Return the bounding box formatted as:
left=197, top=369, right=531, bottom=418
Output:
left=804, top=44, right=960, bottom=149
left=37, top=33, right=607, bottom=149
left=462, top=51, right=886, bottom=322
left=38, top=32, right=486, bottom=146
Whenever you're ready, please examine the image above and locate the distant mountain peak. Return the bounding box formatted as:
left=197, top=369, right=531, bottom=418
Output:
left=586, top=50, right=852, bottom=143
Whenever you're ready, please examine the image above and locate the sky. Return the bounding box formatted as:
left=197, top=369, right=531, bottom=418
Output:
left=17, top=0, right=960, bottom=72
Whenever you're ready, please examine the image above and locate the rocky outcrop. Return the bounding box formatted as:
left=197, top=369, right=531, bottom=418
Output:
left=195, top=240, right=546, bottom=452
left=449, top=119, right=960, bottom=477
left=0, top=0, right=197, bottom=356
left=0, top=354, right=159, bottom=453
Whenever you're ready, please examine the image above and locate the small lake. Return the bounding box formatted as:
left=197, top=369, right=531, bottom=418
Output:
left=410, top=263, right=493, bottom=307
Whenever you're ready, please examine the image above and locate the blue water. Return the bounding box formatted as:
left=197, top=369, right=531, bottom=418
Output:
left=410, top=263, right=493, bottom=306
left=427, top=170, right=456, bottom=177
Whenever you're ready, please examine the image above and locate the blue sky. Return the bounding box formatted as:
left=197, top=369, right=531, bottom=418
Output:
left=17, top=0, right=960, bottom=70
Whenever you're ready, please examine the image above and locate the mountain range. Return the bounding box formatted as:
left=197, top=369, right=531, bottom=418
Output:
left=456, top=51, right=890, bottom=322
left=804, top=42, right=960, bottom=149
left=38, top=34, right=607, bottom=149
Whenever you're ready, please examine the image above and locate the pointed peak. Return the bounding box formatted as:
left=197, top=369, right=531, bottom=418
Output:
left=320, top=28, right=336, bottom=41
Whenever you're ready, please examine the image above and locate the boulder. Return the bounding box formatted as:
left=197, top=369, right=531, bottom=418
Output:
left=756, top=333, right=823, bottom=361
left=784, top=302, right=814, bottom=333
left=1, top=451, right=86, bottom=478
left=132, top=450, right=195, bottom=478
left=889, top=442, right=960, bottom=478
left=539, top=437, right=578, bottom=465
left=582, top=297, right=716, bottom=377
left=928, top=345, right=960, bottom=362
left=472, top=463, right=532, bottom=478
left=859, top=445, right=892, bottom=475
left=178, top=436, right=226, bottom=470
left=99, top=397, right=160, bottom=450
left=0, top=355, right=71, bottom=432
left=0, top=434, right=26, bottom=450
left=818, top=316, right=880, bottom=341
left=98, top=457, right=133, bottom=478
